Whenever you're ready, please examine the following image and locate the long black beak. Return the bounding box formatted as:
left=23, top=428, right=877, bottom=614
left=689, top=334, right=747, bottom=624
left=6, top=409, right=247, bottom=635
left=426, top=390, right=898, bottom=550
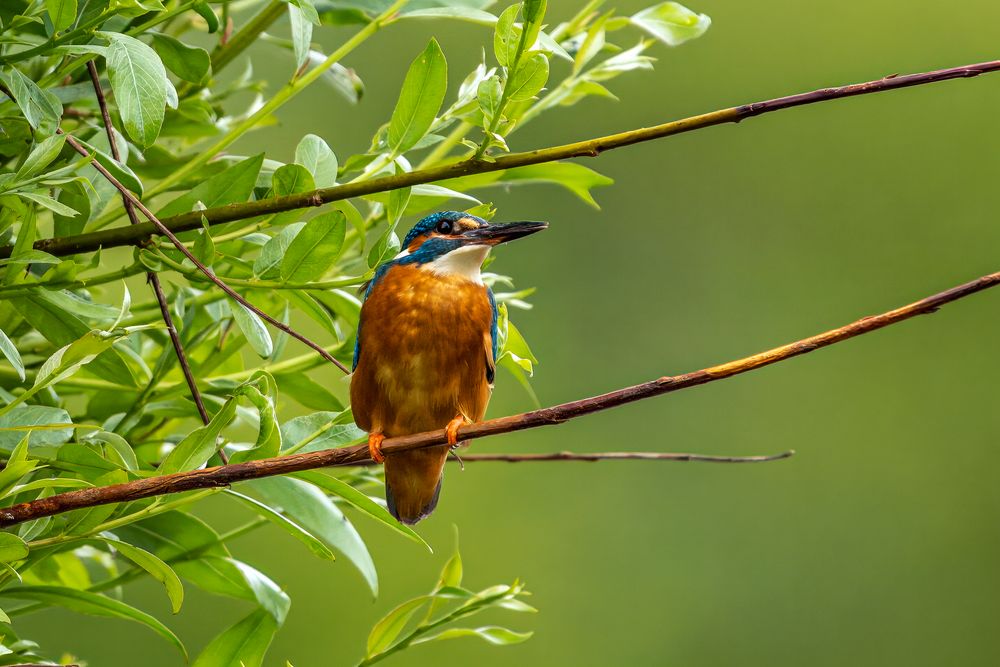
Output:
left=461, top=221, right=548, bottom=246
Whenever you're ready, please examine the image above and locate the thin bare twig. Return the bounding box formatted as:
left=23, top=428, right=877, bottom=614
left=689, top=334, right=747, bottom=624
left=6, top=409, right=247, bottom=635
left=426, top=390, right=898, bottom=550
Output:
left=58, top=131, right=351, bottom=374
left=16, top=59, right=1000, bottom=258
left=1, top=264, right=997, bottom=527
left=85, top=61, right=215, bottom=433
left=448, top=451, right=796, bottom=463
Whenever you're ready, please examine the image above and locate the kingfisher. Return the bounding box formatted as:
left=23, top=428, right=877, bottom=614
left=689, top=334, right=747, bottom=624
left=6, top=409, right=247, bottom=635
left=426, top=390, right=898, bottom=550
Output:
left=350, top=211, right=547, bottom=524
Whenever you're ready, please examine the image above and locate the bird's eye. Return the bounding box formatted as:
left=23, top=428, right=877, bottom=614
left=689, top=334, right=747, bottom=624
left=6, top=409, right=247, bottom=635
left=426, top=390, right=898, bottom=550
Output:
left=436, top=220, right=453, bottom=234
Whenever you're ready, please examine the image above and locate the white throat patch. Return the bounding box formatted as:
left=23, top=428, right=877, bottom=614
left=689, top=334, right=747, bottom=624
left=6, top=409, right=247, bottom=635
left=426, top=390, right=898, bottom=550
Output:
left=422, top=245, right=490, bottom=284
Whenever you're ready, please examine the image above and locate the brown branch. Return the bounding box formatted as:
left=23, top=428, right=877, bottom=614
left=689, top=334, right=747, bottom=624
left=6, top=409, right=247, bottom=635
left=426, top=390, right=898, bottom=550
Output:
left=2, top=265, right=998, bottom=527
left=15, top=59, right=1000, bottom=259
left=85, top=61, right=215, bottom=434
left=58, top=131, right=351, bottom=374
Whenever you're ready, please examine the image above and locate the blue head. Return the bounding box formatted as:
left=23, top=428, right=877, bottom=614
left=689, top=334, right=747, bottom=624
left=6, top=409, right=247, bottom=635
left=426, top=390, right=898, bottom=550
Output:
left=396, top=211, right=546, bottom=269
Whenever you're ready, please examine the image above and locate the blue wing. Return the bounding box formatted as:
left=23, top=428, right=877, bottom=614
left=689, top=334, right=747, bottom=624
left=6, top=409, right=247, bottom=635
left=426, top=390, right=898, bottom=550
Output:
left=487, top=287, right=498, bottom=384
left=353, top=264, right=391, bottom=372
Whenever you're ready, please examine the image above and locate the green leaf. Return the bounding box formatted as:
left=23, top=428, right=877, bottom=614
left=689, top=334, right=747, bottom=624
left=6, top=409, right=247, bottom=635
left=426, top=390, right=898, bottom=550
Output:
left=422, top=538, right=463, bottom=622
left=402, top=7, right=497, bottom=25
left=16, top=191, right=78, bottom=217
left=88, top=144, right=145, bottom=197
left=279, top=410, right=362, bottom=454
left=507, top=52, right=548, bottom=101
left=522, top=0, right=546, bottom=25
left=194, top=221, right=216, bottom=266
left=114, top=512, right=267, bottom=603
left=281, top=291, right=339, bottom=342
left=492, top=4, right=520, bottom=67
left=31, top=330, right=126, bottom=392
left=292, top=471, right=430, bottom=550
left=2, top=67, right=62, bottom=133
left=193, top=1, right=219, bottom=32
left=250, top=477, right=378, bottom=596
left=271, top=163, right=315, bottom=198
left=437, top=546, right=463, bottom=589
left=280, top=211, right=346, bottom=282
left=95, top=536, right=184, bottom=614
left=150, top=33, right=211, bottom=84
left=388, top=39, right=448, bottom=154
left=1, top=586, right=187, bottom=659
left=294, top=134, right=338, bottom=188
left=157, top=153, right=263, bottom=217
left=0, top=533, right=28, bottom=563
left=631, top=2, right=711, bottom=46
left=15, top=134, right=66, bottom=181
left=254, top=222, right=304, bottom=278
left=477, top=74, right=502, bottom=122
left=219, top=557, right=290, bottom=623
left=274, top=372, right=342, bottom=412
left=45, top=0, right=78, bottom=31
left=192, top=607, right=278, bottom=667
left=158, top=397, right=237, bottom=474
left=288, top=4, right=313, bottom=72
left=103, top=32, right=169, bottom=146
left=0, top=406, right=73, bottom=451
left=443, top=162, right=612, bottom=208
left=229, top=383, right=281, bottom=462
left=367, top=228, right=400, bottom=269
left=231, top=302, right=274, bottom=359
left=225, top=490, right=335, bottom=561
left=413, top=625, right=533, bottom=646
left=366, top=595, right=432, bottom=657
left=0, top=327, right=24, bottom=382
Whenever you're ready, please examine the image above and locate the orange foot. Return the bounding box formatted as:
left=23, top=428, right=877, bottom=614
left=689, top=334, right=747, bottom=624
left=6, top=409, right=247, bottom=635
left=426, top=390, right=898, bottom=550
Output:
left=445, top=415, right=468, bottom=448
left=368, top=432, right=385, bottom=464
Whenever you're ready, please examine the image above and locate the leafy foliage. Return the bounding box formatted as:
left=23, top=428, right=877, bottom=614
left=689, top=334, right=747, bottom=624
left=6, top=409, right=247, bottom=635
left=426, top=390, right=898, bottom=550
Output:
left=0, top=0, right=708, bottom=663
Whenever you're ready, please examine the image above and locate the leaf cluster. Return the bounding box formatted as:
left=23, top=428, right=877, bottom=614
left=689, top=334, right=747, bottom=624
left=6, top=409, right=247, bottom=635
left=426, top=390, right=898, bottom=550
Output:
left=0, top=0, right=709, bottom=663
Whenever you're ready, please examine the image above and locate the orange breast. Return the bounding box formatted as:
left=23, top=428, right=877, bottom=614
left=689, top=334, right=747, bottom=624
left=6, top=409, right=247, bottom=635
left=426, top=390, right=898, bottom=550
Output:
left=350, top=264, right=494, bottom=437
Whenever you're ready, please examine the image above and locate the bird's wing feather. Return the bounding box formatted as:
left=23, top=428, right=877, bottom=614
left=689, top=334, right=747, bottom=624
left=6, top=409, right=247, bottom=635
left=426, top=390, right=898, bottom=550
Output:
left=353, top=263, right=392, bottom=371
left=486, top=287, right=498, bottom=384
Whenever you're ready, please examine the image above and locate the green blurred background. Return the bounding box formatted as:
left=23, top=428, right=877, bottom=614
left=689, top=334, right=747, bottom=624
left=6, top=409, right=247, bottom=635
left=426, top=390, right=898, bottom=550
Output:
left=21, top=0, right=1000, bottom=664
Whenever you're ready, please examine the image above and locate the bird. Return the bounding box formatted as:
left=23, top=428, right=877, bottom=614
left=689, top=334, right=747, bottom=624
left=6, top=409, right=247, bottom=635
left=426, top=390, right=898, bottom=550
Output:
left=350, top=211, right=547, bottom=524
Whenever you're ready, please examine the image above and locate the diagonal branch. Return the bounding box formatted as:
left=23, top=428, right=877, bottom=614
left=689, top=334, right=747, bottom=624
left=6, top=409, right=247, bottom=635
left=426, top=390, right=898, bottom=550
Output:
left=15, top=59, right=1000, bottom=259
left=1, top=264, right=997, bottom=527
left=84, top=61, right=214, bottom=433
left=58, top=132, right=351, bottom=374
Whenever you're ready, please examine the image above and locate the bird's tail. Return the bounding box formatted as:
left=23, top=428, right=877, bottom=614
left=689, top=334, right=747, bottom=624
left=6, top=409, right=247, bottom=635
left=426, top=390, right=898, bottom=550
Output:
left=384, top=445, right=449, bottom=525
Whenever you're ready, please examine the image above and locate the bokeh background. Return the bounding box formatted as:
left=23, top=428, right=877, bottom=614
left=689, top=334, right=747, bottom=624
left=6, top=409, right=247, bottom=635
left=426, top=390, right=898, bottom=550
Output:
left=20, top=0, right=1000, bottom=664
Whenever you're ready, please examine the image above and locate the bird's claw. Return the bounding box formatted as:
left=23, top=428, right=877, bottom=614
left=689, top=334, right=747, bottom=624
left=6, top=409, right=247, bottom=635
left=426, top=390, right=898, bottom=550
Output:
left=368, top=432, right=385, bottom=464
left=445, top=415, right=467, bottom=447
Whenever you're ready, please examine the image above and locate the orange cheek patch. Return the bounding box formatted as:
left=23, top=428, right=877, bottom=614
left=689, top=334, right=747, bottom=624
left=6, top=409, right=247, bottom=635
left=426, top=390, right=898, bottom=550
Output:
left=407, top=233, right=431, bottom=252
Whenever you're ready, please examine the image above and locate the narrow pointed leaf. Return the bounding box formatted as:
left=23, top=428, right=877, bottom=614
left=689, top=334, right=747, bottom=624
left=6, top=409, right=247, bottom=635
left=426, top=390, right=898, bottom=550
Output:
left=96, top=536, right=184, bottom=613
left=225, top=490, right=335, bottom=561
left=231, top=302, right=273, bottom=359
left=0, top=586, right=186, bottom=659
left=192, top=607, right=278, bottom=667
left=388, top=39, right=448, bottom=154
left=292, top=470, right=429, bottom=550
left=366, top=595, right=432, bottom=657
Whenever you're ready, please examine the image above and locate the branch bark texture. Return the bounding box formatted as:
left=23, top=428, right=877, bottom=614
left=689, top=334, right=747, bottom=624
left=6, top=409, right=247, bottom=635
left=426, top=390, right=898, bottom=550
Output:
left=85, top=60, right=213, bottom=428
left=2, top=265, right=997, bottom=527
left=12, top=59, right=1000, bottom=259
